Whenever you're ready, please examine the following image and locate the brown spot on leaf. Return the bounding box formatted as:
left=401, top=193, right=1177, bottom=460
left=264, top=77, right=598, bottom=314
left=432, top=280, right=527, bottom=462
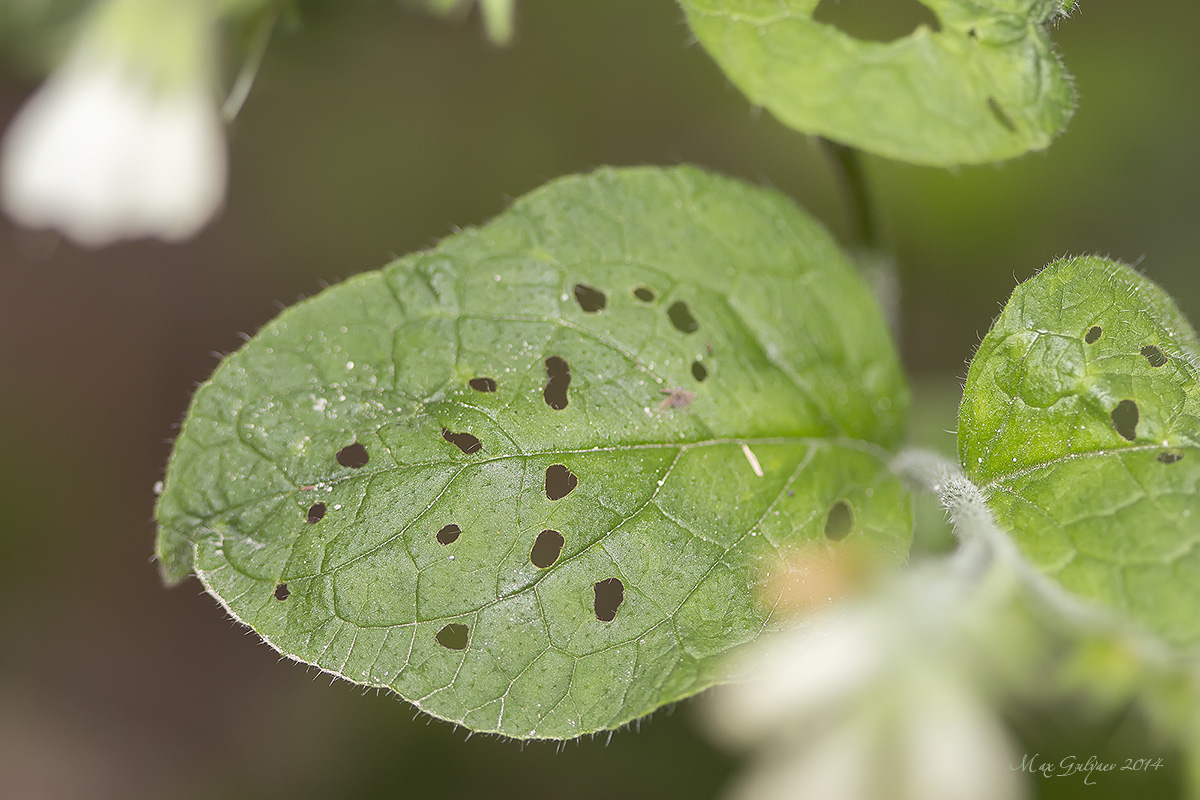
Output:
left=658, top=388, right=697, bottom=411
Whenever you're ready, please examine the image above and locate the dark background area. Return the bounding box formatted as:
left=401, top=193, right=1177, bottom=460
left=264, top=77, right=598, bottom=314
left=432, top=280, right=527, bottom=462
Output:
left=1, top=1, right=1197, bottom=797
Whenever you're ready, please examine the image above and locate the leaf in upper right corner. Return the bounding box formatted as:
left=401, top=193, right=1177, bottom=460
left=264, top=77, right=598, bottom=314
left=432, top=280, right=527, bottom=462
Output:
left=677, top=0, right=1077, bottom=166
left=959, top=256, right=1200, bottom=646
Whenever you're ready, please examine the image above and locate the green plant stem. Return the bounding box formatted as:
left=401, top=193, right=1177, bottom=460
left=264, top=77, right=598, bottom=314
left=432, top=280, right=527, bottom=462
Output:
left=819, top=137, right=900, bottom=334
left=820, top=137, right=877, bottom=252
left=222, top=7, right=277, bottom=123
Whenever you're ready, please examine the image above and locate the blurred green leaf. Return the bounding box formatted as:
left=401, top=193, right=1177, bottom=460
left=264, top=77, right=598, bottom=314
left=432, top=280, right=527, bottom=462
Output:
left=402, top=0, right=515, bottom=44
left=960, top=256, right=1200, bottom=645
left=677, top=0, right=1076, bottom=166
left=156, top=165, right=912, bottom=738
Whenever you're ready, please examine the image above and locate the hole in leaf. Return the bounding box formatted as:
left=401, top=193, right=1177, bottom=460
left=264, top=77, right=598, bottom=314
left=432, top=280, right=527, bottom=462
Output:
left=545, top=464, right=578, bottom=500
left=437, top=524, right=461, bottom=545
left=469, top=376, right=498, bottom=392
left=812, top=0, right=940, bottom=43
left=593, top=578, right=624, bottom=622
left=667, top=301, right=700, bottom=334
left=442, top=428, right=482, bottom=454
left=633, top=286, right=656, bottom=303
left=824, top=500, right=854, bottom=541
left=530, top=529, right=565, bottom=568
left=987, top=97, right=1017, bottom=132
left=543, top=356, right=571, bottom=410
left=691, top=361, right=708, bottom=382
left=1141, top=345, right=1168, bottom=368
left=1158, top=451, right=1184, bottom=464
left=1085, top=325, right=1103, bottom=344
left=306, top=502, right=326, bottom=524
left=274, top=583, right=290, bottom=601
left=1111, top=400, right=1139, bottom=442
left=573, top=283, right=607, bottom=312
left=336, top=443, right=369, bottom=469
left=436, top=623, right=469, bottom=650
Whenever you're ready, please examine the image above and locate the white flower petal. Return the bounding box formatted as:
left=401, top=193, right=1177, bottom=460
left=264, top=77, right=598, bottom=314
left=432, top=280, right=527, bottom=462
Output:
left=900, top=678, right=1027, bottom=800
left=708, top=561, right=1031, bottom=800
left=729, top=713, right=877, bottom=800
left=711, top=611, right=890, bottom=744
left=130, top=85, right=225, bottom=241
left=1, top=46, right=225, bottom=246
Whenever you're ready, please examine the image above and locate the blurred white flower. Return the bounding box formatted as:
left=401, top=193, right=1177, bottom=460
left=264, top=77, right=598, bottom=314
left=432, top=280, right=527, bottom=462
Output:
left=727, top=675, right=1025, bottom=800
left=1, top=0, right=224, bottom=247
left=707, top=563, right=1029, bottom=800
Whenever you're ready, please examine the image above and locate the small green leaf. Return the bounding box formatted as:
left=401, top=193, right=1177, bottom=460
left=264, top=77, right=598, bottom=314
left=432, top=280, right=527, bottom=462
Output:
left=960, top=256, right=1200, bottom=645
left=156, top=166, right=911, bottom=738
left=678, top=0, right=1077, bottom=166
left=404, top=0, right=516, bottom=45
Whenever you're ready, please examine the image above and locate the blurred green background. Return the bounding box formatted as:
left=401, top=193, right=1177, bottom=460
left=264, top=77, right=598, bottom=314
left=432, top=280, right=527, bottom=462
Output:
left=0, top=1, right=1197, bottom=797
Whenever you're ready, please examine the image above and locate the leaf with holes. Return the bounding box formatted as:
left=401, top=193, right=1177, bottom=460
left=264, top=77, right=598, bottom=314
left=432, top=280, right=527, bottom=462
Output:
left=677, top=0, right=1077, bottom=166
left=960, top=256, right=1200, bottom=645
left=155, top=165, right=912, bottom=739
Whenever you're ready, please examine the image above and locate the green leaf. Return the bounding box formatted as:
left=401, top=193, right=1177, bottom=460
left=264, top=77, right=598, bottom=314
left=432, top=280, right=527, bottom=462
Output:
left=155, top=165, right=912, bottom=738
left=403, top=0, right=516, bottom=44
left=677, top=0, right=1077, bottom=166
left=960, top=256, right=1200, bottom=645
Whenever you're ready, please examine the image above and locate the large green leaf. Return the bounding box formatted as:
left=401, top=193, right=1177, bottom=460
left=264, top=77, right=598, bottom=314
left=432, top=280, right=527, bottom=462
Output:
left=156, top=166, right=912, bottom=738
left=678, top=0, right=1077, bottom=166
left=960, top=256, right=1200, bottom=645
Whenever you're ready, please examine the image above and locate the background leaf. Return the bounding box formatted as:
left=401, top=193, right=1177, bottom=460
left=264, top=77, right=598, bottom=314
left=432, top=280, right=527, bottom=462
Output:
left=960, top=255, right=1200, bottom=645
left=401, top=0, right=516, bottom=44
left=678, top=0, right=1076, bottom=166
left=155, top=165, right=911, bottom=738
